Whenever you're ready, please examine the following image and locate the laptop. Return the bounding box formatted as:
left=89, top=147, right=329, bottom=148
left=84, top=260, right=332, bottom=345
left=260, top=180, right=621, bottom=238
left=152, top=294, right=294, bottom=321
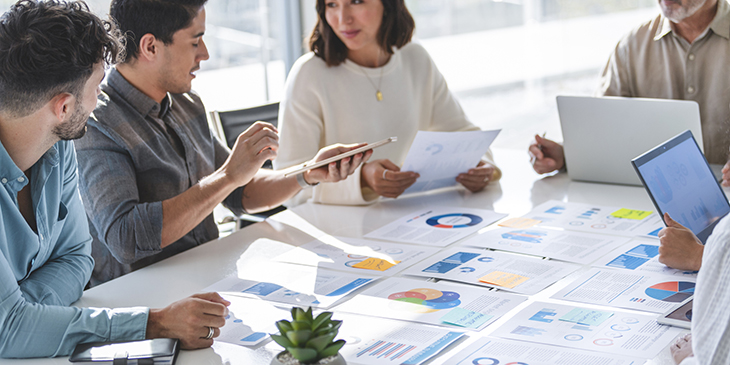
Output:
left=632, top=130, right=730, bottom=243
left=557, top=96, right=705, bottom=186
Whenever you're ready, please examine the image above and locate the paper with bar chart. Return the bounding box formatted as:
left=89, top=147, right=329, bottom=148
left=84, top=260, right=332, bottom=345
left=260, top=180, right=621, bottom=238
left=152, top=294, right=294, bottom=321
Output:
left=491, top=301, right=683, bottom=358
left=273, top=236, right=438, bottom=276
left=335, top=277, right=525, bottom=331
left=444, top=337, right=643, bottom=365
left=551, top=268, right=696, bottom=313
left=461, top=226, right=628, bottom=264
left=522, top=200, right=663, bottom=237
left=364, top=207, right=506, bottom=247
left=336, top=314, right=464, bottom=365
left=593, top=239, right=698, bottom=278
left=401, top=247, right=579, bottom=295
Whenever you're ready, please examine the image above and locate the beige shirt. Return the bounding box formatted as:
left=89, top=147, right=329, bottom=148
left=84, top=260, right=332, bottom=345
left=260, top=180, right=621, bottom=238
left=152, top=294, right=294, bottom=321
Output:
left=598, top=0, right=730, bottom=164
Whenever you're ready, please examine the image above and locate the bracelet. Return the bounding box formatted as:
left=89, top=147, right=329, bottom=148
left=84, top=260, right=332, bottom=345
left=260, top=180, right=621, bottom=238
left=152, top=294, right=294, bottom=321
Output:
left=296, top=173, right=319, bottom=188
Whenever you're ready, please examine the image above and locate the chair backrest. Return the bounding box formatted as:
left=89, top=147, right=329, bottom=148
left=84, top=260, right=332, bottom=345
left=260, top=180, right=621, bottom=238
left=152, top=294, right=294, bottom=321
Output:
left=211, top=102, right=280, bottom=149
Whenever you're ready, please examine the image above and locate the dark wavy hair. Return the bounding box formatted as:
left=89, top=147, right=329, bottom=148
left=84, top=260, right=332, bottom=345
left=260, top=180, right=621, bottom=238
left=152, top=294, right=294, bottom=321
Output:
left=0, top=0, right=124, bottom=117
left=110, top=0, right=207, bottom=62
left=309, top=0, right=415, bottom=66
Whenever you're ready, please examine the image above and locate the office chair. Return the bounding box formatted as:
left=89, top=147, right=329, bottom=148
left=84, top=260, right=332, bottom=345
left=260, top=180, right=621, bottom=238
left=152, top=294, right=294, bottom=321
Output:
left=210, top=102, right=286, bottom=230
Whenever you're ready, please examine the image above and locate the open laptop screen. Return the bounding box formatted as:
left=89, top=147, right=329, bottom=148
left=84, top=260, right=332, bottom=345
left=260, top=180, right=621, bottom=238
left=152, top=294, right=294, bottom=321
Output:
left=632, top=130, right=730, bottom=243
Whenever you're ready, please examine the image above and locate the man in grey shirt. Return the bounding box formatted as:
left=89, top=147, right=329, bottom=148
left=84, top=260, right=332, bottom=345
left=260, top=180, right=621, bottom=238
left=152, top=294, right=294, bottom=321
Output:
left=75, top=0, right=370, bottom=286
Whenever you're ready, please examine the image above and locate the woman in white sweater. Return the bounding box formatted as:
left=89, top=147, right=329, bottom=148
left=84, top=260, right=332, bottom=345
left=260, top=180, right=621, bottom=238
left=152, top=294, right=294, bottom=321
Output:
left=275, top=0, right=500, bottom=205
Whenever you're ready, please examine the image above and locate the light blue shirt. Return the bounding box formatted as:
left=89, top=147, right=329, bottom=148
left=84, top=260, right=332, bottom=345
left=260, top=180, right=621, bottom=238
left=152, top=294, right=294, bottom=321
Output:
left=0, top=139, right=148, bottom=358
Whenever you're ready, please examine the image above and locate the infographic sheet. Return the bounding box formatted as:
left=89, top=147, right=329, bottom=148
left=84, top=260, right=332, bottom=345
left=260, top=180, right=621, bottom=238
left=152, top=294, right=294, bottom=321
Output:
left=335, top=277, right=525, bottom=331
left=203, top=267, right=378, bottom=308
left=552, top=268, right=696, bottom=313
left=491, top=301, right=684, bottom=359
left=273, top=236, right=438, bottom=276
left=401, top=129, right=500, bottom=194
left=215, top=295, right=283, bottom=347
left=364, top=207, right=506, bottom=247
left=401, top=247, right=579, bottom=295
left=444, top=337, right=643, bottom=365
left=523, top=200, right=664, bottom=237
left=593, top=239, right=698, bottom=278
left=461, top=226, right=628, bottom=264
left=336, top=314, right=465, bottom=365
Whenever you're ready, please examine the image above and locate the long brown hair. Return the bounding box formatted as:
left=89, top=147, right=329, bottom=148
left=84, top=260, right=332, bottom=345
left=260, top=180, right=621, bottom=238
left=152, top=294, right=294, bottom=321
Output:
left=309, top=0, right=415, bottom=66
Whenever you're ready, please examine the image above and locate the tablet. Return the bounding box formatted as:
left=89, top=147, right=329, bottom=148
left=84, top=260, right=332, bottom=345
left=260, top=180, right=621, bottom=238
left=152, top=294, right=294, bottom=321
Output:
left=632, top=130, right=730, bottom=243
left=282, top=137, right=397, bottom=177
left=657, top=297, right=693, bottom=329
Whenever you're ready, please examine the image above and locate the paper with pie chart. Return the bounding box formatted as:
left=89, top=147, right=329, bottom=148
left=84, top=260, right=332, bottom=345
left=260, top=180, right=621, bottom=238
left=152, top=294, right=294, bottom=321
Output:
left=522, top=200, right=664, bottom=237
left=400, top=129, right=500, bottom=194
left=272, top=236, right=438, bottom=276
left=444, top=336, right=642, bottom=365
left=364, top=207, right=507, bottom=247
left=401, top=247, right=579, bottom=295
left=334, top=277, right=525, bottom=331
left=461, top=226, right=629, bottom=264
left=593, top=239, right=698, bottom=278
left=491, top=301, right=684, bottom=359
left=552, top=268, right=696, bottom=314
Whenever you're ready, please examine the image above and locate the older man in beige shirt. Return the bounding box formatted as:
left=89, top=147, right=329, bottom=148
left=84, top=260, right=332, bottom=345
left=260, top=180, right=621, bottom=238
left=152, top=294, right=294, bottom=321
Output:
left=531, top=0, right=730, bottom=170
left=530, top=0, right=730, bottom=272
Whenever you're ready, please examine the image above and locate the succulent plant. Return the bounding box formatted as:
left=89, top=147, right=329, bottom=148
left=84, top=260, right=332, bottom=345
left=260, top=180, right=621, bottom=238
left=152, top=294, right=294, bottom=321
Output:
left=270, top=307, right=346, bottom=364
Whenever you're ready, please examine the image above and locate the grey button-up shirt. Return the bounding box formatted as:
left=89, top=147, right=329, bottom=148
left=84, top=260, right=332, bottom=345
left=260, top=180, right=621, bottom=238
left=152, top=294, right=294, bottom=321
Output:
left=75, top=68, right=245, bottom=287
left=599, top=0, right=730, bottom=164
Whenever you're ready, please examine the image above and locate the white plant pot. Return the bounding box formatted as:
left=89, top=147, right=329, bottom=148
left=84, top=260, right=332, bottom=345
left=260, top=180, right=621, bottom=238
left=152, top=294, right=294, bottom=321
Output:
left=270, top=351, right=347, bottom=365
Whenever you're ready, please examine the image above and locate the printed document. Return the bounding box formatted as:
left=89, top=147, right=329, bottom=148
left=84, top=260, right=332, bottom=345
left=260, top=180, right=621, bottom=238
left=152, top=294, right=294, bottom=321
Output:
left=593, top=239, right=698, bottom=278
left=401, top=130, right=500, bottom=194
left=491, top=301, right=684, bottom=359
left=364, top=207, right=506, bottom=247
left=215, top=295, right=283, bottom=347
left=335, top=277, right=525, bottom=331
left=401, top=247, right=579, bottom=295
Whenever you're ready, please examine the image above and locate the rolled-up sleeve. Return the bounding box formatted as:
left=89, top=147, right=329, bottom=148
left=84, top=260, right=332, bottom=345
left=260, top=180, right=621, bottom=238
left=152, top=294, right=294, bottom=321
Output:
left=212, top=132, right=246, bottom=216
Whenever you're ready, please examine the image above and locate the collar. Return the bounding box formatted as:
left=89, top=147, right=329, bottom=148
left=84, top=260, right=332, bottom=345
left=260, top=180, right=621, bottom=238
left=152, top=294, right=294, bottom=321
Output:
left=107, top=68, right=173, bottom=119
left=0, top=139, right=59, bottom=192
left=655, top=0, right=730, bottom=40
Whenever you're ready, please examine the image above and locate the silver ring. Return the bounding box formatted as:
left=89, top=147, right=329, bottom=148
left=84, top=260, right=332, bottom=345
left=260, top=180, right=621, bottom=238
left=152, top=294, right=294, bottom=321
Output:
left=382, top=169, right=388, bottom=181
left=204, top=326, right=214, bottom=340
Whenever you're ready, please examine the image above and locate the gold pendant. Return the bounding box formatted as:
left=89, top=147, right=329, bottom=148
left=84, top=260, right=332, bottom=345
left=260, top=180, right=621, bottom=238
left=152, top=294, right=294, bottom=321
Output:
left=376, top=90, right=383, bottom=102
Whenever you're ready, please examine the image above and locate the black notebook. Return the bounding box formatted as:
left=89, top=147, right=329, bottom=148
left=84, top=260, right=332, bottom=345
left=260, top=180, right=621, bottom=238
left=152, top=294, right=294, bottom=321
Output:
left=69, top=338, right=179, bottom=365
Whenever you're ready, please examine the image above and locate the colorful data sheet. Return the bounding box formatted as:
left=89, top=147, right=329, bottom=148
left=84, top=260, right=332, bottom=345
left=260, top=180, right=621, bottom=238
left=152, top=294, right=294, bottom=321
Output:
left=594, top=239, right=698, bottom=278
left=273, top=236, right=438, bottom=276
left=401, top=247, right=579, bottom=295
left=215, top=295, right=283, bottom=347
left=552, top=268, right=696, bottom=313
left=364, top=207, right=506, bottom=247
left=523, top=200, right=663, bottom=237
left=335, top=277, right=525, bottom=331
left=461, top=226, right=628, bottom=264
left=400, top=129, right=500, bottom=194
left=491, top=301, right=684, bottom=359
left=444, top=337, right=643, bottom=365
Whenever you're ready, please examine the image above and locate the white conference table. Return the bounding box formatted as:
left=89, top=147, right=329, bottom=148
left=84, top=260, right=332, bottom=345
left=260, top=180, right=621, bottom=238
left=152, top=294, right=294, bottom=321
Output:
left=8, top=148, right=693, bottom=365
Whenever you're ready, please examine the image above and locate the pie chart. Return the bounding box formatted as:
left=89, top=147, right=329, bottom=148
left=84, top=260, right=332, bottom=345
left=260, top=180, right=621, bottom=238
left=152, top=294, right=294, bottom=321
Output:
left=426, top=213, right=483, bottom=228
left=645, top=281, right=695, bottom=303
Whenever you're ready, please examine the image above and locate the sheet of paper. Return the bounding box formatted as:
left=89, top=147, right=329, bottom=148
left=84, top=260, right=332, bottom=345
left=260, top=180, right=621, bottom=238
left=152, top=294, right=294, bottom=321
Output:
left=333, top=314, right=465, bottom=365
left=364, top=207, right=506, bottom=247
left=334, top=277, right=525, bottom=331
left=203, top=265, right=378, bottom=308
left=523, top=200, right=664, bottom=237
left=559, top=308, right=614, bottom=326
left=401, top=247, right=579, bottom=295
left=273, top=237, right=438, bottom=276
left=444, top=337, right=644, bottom=365
left=400, top=130, right=500, bottom=194
left=594, top=239, right=699, bottom=278
left=214, top=295, right=284, bottom=347
left=461, top=226, right=629, bottom=264
left=491, top=301, right=684, bottom=359
left=552, top=267, right=696, bottom=313
left=498, top=217, right=541, bottom=228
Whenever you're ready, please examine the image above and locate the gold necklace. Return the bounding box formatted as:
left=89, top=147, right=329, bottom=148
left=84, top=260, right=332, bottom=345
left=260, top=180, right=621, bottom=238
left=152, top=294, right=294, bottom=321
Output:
left=356, top=56, right=385, bottom=102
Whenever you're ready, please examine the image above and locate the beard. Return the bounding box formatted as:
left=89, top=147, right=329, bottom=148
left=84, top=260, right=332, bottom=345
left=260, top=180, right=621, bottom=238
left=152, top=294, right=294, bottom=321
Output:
left=660, top=0, right=708, bottom=22
left=52, top=101, right=88, bottom=141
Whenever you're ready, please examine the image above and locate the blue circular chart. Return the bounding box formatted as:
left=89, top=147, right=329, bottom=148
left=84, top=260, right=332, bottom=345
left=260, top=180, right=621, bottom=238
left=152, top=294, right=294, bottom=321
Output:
left=645, top=281, right=695, bottom=303
left=426, top=213, right=483, bottom=228
left=473, top=358, right=499, bottom=365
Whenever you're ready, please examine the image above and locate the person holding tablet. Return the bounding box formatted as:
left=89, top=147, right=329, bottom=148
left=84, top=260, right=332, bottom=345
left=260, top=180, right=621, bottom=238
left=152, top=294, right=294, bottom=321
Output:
left=274, top=0, right=500, bottom=205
